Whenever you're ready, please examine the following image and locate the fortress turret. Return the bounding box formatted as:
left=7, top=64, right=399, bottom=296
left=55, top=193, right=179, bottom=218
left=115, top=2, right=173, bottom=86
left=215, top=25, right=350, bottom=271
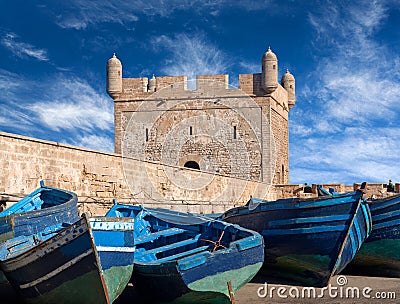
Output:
left=149, top=74, right=156, bottom=92
left=110, top=47, right=294, bottom=184
left=106, top=53, right=122, bottom=98
left=261, top=47, right=278, bottom=94
left=281, top=69, right=296, bottom=109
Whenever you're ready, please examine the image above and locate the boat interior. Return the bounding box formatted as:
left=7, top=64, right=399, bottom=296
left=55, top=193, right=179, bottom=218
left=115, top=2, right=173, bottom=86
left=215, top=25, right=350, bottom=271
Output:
left=0, top=187, right=74, bottom=216
left=107, top=205, right=258, bottom=264
left=0, top=222, right=70, bottom=260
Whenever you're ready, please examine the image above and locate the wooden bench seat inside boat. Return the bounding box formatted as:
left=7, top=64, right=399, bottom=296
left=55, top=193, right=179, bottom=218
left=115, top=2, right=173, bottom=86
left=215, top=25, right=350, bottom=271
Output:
left=154, top=245, right=210, bottom=263
left=136, top=228, right=187, bottom=245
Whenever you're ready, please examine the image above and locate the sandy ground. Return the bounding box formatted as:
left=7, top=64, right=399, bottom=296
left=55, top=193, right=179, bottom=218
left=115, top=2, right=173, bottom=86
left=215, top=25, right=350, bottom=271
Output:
left=234, top=274, right=400, bottom=304
left=1, top=274, right=398, bottom=303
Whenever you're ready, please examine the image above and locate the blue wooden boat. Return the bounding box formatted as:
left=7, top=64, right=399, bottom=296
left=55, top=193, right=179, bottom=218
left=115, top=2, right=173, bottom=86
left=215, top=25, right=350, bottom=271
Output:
left=0, top=181, right=79, bottom=284
left=317, top=185, right=340, bottom=196
left=219, top=182, right=372, bottom=287
left=0, top=214, right=135, bottom=304
left=0, top=181, right=79, bottom=244
left=343, top=193, right=400, bottom=277
left=106, top=204, right=264, bottom=303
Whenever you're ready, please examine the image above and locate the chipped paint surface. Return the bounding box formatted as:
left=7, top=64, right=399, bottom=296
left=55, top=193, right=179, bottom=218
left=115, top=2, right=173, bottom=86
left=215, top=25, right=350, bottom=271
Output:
left=187, top=262, right=263, bottom=296
left=221, top=188, right=371, bottom=287
left=0, top=215, right=135, bottom=303
left=345, top=194, right=400, bottom=277
left=108, top=204, right=264, bottom=302
left=0, top=185, right=79, bottom=284
left=103, top=265, right=134, bottom=303
left=348, top=239, right=400, bottom=276
left=23, top=270, right=108, bottom=304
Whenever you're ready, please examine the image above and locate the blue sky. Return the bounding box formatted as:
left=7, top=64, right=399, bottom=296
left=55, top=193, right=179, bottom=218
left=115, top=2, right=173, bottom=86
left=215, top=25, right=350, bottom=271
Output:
left=1, top=0, right=400, bottom=185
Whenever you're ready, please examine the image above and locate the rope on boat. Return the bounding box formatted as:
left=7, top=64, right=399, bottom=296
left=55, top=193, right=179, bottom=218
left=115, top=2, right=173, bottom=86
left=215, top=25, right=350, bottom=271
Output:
left=199, top=230, right=227, bottom=252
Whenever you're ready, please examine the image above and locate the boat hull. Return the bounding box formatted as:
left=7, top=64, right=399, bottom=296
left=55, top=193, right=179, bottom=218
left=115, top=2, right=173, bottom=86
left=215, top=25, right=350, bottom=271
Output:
left=221, top=189, right=371, bottom=287
left=0, top=185, right=79, bottom=285
left=134, top=240, right=263, bottom=303
left=90, top=217, right=135, bottom=303
left=0, top=185, right=79, bottom=243
left=106, top=204, right=264, bottom=302
left=0, top=215, right=135, bottom=304
left=345, top=194, right=400, bottom=277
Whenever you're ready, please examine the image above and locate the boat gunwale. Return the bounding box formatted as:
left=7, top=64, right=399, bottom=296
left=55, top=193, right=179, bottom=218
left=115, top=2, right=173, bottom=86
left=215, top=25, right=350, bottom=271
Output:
left=222, top=190, right=365, bottom=220
left=0, top=216, right=89, bottom=268
left=0, top=186, right=78, bottom=220
left=368, top=195, right=400, bottom=212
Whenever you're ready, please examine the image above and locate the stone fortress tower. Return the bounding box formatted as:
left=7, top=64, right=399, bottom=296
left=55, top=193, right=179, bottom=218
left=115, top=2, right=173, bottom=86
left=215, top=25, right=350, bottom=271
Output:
left=107, top=47, right=295, bottom=185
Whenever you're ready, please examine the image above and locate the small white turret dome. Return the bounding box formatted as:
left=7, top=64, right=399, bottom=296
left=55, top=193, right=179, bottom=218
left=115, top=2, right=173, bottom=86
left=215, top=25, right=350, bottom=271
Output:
left=262, top=47, right=278, bottom=61
left=106, top=53, right=123, bottom=98
left=261, top=46, right=278, bottom=94
left=107, top=53, right=122, bottom=66
left=281, top=69, right=296, bottom=109
left=149, top=74, right=156, bottom=92
left=281, top=69, right=294, bottom=82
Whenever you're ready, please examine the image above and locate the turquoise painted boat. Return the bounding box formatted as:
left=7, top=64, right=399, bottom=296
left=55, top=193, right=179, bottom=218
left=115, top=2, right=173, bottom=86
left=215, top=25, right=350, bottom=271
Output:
left=0, top=181, right=78, bottom=243
left=0, top=214, right=135, bottom=304
left=220, top=183, right=371, bottom=287
left=344, top=193, right=400, bottom=277
left=0, top=181, right=79, bottom=284
left=106, top=204, right=264, bottom=303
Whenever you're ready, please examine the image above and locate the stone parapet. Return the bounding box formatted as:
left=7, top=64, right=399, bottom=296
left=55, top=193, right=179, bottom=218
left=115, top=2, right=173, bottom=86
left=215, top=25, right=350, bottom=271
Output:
left=3, top=132, right=394, bottom=216
left=0, top=131, right=270, bottom=215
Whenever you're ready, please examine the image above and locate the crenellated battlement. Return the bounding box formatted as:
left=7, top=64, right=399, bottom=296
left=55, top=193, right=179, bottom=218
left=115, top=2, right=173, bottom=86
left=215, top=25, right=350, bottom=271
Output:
left=116, top=74, right=230, bottom=100
left=238, top=73, right=265, bottom=95
left=107, top=48, right=295, bottom=104
left=121, top=77, right=148, bottom=95
left=113, top=72, right=289, bottom=101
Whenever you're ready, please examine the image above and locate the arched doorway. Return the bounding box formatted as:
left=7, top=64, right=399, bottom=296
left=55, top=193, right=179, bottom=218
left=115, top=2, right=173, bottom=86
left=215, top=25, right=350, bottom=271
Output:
left=184, top=161, right=200, bottom=170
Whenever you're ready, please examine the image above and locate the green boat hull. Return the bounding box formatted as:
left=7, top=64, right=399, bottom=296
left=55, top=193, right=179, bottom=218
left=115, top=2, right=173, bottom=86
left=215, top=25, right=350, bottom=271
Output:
left=345, top=239, right=400, bottom=277
left=103, top=265, right=134, bottom=303
left=24, top=270, right=108, bottom=304
left=158, top=262, right=263, bottom=304
left=260, top=254, right=332, bottom=286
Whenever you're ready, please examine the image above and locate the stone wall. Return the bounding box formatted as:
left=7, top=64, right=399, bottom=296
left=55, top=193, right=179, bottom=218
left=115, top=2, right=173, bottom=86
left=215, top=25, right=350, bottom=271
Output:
left=122, top=103, right=263, bottom=180
left=0, top=132, right=128, bottom=215
left=0, top=131, right=271, bottom=216
left=1, top=132, right=396, bottom=217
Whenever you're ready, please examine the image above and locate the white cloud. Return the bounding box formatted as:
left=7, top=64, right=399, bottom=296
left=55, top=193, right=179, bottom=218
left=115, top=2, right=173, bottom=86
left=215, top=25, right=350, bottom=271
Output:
left=290, top=124, right=313, bottom=137
left=0, top=106, right=36, bottom=132
left=0, top=70, right=37, bottom=131
left=49, top=0, right=192, bottom=29
left=0, top=69, right=22, bottom=97
left=1, top=32, right=49, bottom=61
left=290, top=1, right=400, bottom=184
left=0, top=70, right=114, bottom=152
left=151, top=33, right=228, bottom=81
left=73, top=134, right=114, bottom=152
left=238, top=61, right=260, bottom=74
left=290, top=127, right=400, bottom=184
left=46, top=0, right=276, bottom=30
left=318, top=64, right=400, bottom=125
left=308, top=1, right=387, bottom=50
left=29, top=77, right=113, bottom=133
